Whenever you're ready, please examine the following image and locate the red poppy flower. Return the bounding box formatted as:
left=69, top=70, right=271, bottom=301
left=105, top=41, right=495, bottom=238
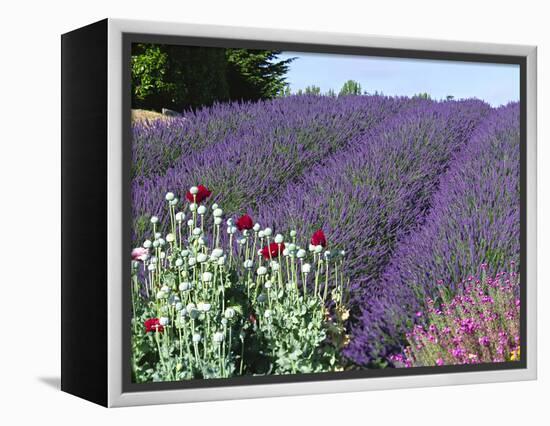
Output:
left=261, top=242, right=285, bottom=260
left=236, top=214, right=254, bottom=231
left=185, top=185, right=212, bottom=203
left=311, top=229, right=327, bottom=247
left=249, top=313, right=257, bottom=324
left=144, top=318, right=164, bottom=333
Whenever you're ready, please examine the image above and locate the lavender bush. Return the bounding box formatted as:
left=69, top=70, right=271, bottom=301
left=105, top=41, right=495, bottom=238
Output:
left=346, top=104, right=520, bottom=365
left=132, top=103, right=255, bottom=179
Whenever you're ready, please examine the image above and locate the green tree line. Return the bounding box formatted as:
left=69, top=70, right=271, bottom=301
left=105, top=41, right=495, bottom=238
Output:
left=131, top=44, right=294, bottom=112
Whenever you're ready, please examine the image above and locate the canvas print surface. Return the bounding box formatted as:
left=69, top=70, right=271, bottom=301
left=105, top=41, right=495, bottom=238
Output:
left=129, top=43, right=521, bottom=384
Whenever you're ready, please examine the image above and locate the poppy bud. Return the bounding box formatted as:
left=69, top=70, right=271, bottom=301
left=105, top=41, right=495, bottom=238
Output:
left=213, top=332, right=224, bottom=343
left=211, top=248, right=224, bottom=258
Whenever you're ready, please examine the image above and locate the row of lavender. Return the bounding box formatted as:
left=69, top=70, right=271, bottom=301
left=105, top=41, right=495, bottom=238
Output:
left=133, top=95, right=414, bottom=181
left=131, top=95, right=519, bottom=366
left=345, top=103, right=520, bottom=365
left=131, top=95, right=418, bottom=243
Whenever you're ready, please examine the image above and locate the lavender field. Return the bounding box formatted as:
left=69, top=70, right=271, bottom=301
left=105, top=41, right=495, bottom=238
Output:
left=130, top=94, right=520, bottom=380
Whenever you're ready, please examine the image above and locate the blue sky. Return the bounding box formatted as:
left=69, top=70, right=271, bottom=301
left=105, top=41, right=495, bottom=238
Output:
left=277, top=52, right=519, bottom=107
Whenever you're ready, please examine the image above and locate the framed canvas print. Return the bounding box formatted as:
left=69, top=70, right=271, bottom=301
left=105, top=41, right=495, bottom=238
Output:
left=61, top=18, right=537, bottom=407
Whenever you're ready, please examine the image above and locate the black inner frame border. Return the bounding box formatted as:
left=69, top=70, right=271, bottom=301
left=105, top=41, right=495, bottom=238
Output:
left=121, top=32, right=528, bottom=393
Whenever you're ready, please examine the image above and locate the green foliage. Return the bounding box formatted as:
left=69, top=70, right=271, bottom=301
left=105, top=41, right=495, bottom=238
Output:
left=226, top=49, right=293, bottom=102
left=131, top=44, right=293, bottom=112
left=304, top=85, right=321, bottom=95
left=280, top=85, right=292, bottom=97
left=413, top=92, right=432, bottom=100
left=256, top=292, right=346, bottom=374
left=339, top=80, right=362, bottom=96
left=131, top=45, right=174, bottom=109
left=132, top=44, right=229, bottom=112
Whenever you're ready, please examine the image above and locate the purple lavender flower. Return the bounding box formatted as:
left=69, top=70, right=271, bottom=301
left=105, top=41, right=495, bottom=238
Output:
left=346, top=104, right=519, bottom=365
